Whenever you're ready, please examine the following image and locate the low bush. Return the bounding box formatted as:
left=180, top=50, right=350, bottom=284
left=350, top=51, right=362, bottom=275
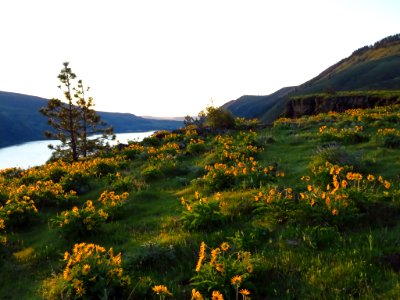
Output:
left=52, top=200, right=108, bottom=237
left=41, top=243, right=130, bottom=299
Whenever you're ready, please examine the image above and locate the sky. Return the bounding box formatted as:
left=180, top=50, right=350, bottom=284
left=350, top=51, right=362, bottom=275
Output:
left=1, top=0, right=399, bottom=117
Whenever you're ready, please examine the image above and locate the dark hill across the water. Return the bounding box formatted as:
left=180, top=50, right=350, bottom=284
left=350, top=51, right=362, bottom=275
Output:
left=0, top=91, right=182, bottom=148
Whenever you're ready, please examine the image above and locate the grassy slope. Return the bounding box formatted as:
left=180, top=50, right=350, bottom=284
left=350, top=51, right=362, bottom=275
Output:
left=224, top=36, right=400, bottom=123
left=299, top=55, right=400, bottom=94
left=1, top=104, right=400, bottom=299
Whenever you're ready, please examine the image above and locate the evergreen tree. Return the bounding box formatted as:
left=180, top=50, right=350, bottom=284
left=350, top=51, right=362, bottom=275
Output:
left=40, top=62, right=114, bottom=161
left=73, top=79, right=114, bottom=158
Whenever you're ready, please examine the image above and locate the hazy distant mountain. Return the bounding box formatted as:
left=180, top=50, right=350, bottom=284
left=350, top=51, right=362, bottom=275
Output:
left=141, top=116, right=186, bottom=121
left=0, top=91, right=182, bottom=148
left=223, top=33, right=400, bottom=122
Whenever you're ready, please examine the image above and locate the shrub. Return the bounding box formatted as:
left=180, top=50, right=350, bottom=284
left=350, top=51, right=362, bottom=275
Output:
left=383, top=134, right=400, bottom=148
left=187, top=139, right=207, bottom=154
left=18, top=180, right=77, bottom=208
left=298, top=166, right=396, bottom=228
left=180, top=193, right=226, bottom=231
left=311, top=143, right=361, bottom=168
left=141, top=166, right=162, bottom=181
left=41, top=243, right=130, bottom=299
left=302, top=226, right=340, bottom=249
left=48, top=167, right=67, bottom=183
left=318, top=125, right=369, bottom=144
left=60, top=172, right=91, bottom=194
left=110, top=175, right=148, bottom=192
left=142, top=136, right=161, bottom=147
left=52, top=200, right=108, bottom=237
left=94, top=161, right=117, bottom=176
left=98, top=190, right=129, bottom=220
left=205, top=106, right=235, bottom=130
left=121, top=143, right=145, bottom=159
left=0, top=196, right=38, bottom=228
left=191, top=241, right=255, bottom=299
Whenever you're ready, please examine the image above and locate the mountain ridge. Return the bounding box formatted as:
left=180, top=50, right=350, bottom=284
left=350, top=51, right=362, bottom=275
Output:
left=223, top=33, right=400, bottom=122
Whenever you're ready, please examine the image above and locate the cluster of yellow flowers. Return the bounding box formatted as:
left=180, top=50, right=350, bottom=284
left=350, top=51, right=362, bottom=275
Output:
left=190, top=275, right=251, bottom=299
left=21, top=157, right=123, bottom=179
left=319, top=125, right=364, bottom=134
left=124, top=143, right=145, bottom=152
left=57, top=200, right=108, bottom=231
left=193, top=241, right=253, bottom=299
left=180, top=191, right=225, bottom=214
left=55, top=190, right=129, bottom=233
left=377, top=128, right=400, bottom=136
left=202, top=131, right=286, bottom=190
left=0, top=194, right=38, bottom=229
left=62, top=242, right=130, bottom=297
left=185, top=126, right=199, bottom=137
left=203, top=161, right=282, bottom=187
left=275, top=103, right=400, bottom=130
left=189, top=138, right=205, bottom=145
left=98, top=190, right=129, bottom=207
left=301, top=162, right=394, bottom=216
left=254, top=187, right=294, bottom=203
left=145, top=142, right=182, bottom=164
left=10, top=180, right=77, bottom=207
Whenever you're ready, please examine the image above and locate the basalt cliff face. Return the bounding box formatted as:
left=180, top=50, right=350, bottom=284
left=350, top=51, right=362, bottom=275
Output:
left=283, top=93, right=400, bottom=118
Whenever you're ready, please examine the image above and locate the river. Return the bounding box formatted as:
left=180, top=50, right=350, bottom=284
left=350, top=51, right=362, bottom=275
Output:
left=0, top=131, right=154, bottom=170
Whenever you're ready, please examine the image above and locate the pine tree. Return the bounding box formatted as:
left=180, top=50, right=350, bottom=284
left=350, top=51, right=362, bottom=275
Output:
left=40, top=62, right=114, bottom=161
left=73, top=79, right=114, bottom=158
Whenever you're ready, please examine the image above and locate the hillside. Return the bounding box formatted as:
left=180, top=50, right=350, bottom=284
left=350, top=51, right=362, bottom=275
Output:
left=223, top=33, right=400, bottom=122
left=1, top=103, right=400, bottom=298
left=222, top=87, right=295, bottom=118
left=0, top=91, right=182, bottom=148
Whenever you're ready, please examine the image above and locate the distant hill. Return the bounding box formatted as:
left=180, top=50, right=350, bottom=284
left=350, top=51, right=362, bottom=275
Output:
left=223, top=33, right=400, bottom=123
left=0, top=91, right=182, bottom=148
left=222, top=87, right=296, bottom=119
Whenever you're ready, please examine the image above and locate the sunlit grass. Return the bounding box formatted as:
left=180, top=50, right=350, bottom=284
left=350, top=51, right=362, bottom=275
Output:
left=1, top=105, right=400, bottom=298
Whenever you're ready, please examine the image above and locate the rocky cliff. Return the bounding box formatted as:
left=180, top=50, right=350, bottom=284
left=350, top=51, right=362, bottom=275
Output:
left=283, top=92, right=400, bottom=118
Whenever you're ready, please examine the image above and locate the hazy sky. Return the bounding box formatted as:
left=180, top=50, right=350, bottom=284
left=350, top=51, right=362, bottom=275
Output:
left=1, top=0, right=399, bottom=117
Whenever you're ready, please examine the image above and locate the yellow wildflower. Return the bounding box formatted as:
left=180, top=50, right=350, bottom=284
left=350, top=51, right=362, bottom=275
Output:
left=152, top=285, right=172, bottom=296
left=196, top=242, right=206, bottom=272
left=231, top=275, right=242, bottom=286
left=220, top=242, right=230, bottom=252
left=216, top=263, right=224, bottom=273
left=211, top=290, right=224, bottom=300
left=384, top=180, right=391, bottom=189
left=239, top=289, right=251, bottom=296
left=192, top=289, right=204, bottom=300
left=82, top=264, right=90, bottom=275
left=210, top=248, right=221, bottom=266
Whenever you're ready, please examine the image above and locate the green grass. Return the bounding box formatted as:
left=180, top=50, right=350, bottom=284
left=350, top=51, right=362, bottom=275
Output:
left=2, top=104, right=400, bottom=299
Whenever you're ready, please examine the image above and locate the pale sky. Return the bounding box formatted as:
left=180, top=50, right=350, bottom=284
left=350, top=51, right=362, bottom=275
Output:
left=1, top=0, right=399, bottom=117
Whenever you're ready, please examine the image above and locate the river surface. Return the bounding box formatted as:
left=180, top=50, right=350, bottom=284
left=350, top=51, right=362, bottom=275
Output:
left=0, top=131, right=154, bottom=170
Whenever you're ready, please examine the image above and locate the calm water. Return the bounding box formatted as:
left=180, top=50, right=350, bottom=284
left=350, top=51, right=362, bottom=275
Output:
left=0, top=131, right=154, bottom=170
